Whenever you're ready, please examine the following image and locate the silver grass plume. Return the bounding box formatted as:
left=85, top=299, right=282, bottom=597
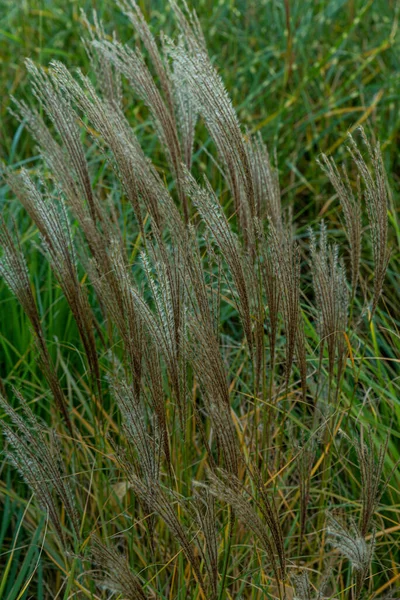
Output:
left=111, top=375, right=162, bottom=546
left=292, top=572, right=312, bottom=600
left=202, top=230, right=223, bottom=338
left=143, top=341, right=171, bottom=468
left=166, top=0, right=206, bottom=166
left=255, top=218, right=281, bottom=377
left=129, top=244, right=187, bottom=428
left=348, top=127, right=390, bottom=317
left=292, top=571, right=326, bottom=600
left=10, top=67, right=117, bottom=273
left=92, top=36, right=189, bottom=221
left=0, top=391, right=79, bottom=545
left=49, top=58, right=157, bottom=232
left=166, top=25, right=256, bottom=241
left=186, top=309, right=240, bottom=475
left=204, top=468, right=285, bottom=585
left=91, top=536, right=148, bottom=600
left=169, top=0, right=206, bottom=54
left=118, top=0, right=200, bottom=168
left=24, top=59, right=99, bottom=223
left=113, top=378, right=161, bottom=486
left=351, top=428, right=400, bottom=538
left=80, top=10, right=122, bottom=108
left=49, top=59, right=186, bottom=241
left=4, top=168, right=101, bottom=398
left=193, top=486, right=219, bottom=599
left=309, top=222, right=349, bottom=384
left=248, top=134, right=282, bottom=226
left=9, top=97, right=98, bottom=242
left=86, top=238, right=144, bottom=394
left=268, top=220, right=304, bottom=391
left=166, top=33, right=199, bottom=169
left=112, top=447, right=207, bottom=595
left=183, top=169, right=254, bottom=355
left=183, top=225, right=239, bottom=474
left=117, top=0, right=175, bottom=117
left=0, top=220, right=72, bottom=432
left=318, top=153, right=362, bottom=296
left=326, top=514, right=375, bottom=600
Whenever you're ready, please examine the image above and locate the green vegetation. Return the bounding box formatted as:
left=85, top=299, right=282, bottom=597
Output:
left=0, top=1, right=400, bottom=599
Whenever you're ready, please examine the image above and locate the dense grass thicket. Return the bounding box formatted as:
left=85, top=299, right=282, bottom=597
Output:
left=0, top=1, right=400, bottom=599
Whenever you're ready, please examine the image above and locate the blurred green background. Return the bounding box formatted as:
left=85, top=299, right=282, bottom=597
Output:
left=1, top=0, right=400, bottom=177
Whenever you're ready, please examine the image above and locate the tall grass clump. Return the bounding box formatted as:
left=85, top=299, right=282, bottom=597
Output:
left=0, top=2, right=399, bottom=599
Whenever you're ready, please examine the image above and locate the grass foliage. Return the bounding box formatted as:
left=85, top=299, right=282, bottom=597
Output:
left=0, top=1, right=400, bottom=599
